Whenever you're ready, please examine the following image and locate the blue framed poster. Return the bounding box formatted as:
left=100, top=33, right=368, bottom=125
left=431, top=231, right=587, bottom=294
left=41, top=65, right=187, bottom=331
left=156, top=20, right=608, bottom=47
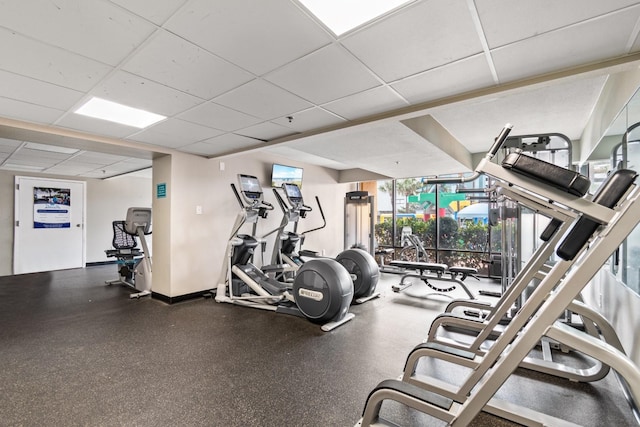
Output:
left=33, top=187, right=71, bottom=228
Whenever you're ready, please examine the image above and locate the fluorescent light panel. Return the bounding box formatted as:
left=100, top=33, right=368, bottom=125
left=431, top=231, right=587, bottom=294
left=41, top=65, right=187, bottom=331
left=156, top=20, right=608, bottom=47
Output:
left=299, top=0, right=412, bottom=36
left=74, top=97, right=166, bottom=129
left=1, top=163, right=44, bottom=171
left=24, top=142, right=79, bottom=154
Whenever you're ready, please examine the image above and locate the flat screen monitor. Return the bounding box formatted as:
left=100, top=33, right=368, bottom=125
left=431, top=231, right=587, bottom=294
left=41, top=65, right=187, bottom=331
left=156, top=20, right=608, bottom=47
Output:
left=238, top=174, right=262, bottom=200
left=271, top=163, right=303, bottom=189
left=283, top=183, right=303, bottom=202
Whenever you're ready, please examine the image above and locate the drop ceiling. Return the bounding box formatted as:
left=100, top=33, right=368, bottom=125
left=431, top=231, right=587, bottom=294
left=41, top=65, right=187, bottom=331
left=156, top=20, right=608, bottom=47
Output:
left=0, top=0, right=640, bottom=179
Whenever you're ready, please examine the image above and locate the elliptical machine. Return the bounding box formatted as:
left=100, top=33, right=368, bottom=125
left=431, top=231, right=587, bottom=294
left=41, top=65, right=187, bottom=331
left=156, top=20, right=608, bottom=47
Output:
left=271, top=182, right=380, bottom=304
left=215, top=174, right=355, bottom=332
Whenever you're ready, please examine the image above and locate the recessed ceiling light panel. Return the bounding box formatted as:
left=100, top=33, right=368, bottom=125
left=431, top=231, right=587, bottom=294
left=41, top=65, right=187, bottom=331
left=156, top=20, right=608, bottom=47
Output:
left=298, top=0, right=413, bottom=36
left=24, top=142, right=79, bottom=154
left=74, top=97, right=166, bottom=129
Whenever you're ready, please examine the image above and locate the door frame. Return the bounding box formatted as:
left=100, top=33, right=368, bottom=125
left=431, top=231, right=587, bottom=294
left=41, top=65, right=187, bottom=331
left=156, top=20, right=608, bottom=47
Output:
left=13, top=176, right=87, bottom=274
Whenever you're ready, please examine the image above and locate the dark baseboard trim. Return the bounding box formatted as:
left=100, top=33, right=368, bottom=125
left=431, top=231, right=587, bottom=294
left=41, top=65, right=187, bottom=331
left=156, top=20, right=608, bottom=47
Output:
left=87, top=263, right=213, bottom=304
left=87, top=261, right=118, bottom=266
left=152, top=290, right=213, bottom=304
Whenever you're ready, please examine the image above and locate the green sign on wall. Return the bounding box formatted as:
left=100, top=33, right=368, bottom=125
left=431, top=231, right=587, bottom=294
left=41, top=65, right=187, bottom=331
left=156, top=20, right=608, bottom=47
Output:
left=156, top=183, right=167, bottom=199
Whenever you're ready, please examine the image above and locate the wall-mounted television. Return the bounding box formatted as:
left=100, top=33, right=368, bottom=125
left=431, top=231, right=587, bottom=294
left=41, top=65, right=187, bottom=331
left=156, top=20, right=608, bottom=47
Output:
left=271, top=163, right=303, bottom=188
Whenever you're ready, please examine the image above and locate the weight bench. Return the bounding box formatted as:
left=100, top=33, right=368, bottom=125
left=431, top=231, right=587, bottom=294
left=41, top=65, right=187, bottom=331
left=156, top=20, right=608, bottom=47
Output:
left=447, top=266, right=479, bottom=281
left=390, top=261, right=476, bottom=300
left=374, top=247, right=405, bottom=274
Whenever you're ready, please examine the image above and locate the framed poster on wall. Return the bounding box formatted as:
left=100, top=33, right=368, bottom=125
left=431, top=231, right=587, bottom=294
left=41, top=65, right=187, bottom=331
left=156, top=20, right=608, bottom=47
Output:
left=33, top=187, right=71, bottom=228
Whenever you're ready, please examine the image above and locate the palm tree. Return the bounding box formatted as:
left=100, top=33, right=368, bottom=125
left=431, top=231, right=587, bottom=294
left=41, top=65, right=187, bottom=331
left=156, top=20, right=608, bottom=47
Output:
left=378, top=178, right=423, bottom=213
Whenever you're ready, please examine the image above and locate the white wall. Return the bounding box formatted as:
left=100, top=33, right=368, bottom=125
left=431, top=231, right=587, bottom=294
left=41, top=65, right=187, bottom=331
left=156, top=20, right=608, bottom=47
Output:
left=582, top=271, right=640, bottom=366
left=0, top=169, right=152, bottom=276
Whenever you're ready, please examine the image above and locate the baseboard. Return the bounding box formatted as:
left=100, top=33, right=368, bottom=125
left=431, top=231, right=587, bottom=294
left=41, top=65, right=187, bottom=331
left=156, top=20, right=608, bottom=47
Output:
left=86, top=260, right=118, bottom=266
left=152, top=290, right=212, bottom=304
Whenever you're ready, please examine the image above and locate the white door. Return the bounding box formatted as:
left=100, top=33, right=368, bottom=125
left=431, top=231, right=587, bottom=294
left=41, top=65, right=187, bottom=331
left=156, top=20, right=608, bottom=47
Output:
left=14, top=176, right=86, bottom=274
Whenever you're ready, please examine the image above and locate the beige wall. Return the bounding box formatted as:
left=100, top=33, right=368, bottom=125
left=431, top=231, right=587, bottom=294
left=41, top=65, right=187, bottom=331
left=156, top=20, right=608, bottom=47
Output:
left=0, top=150, right=354, bottom=295
left=86, top=174, right=153, bottom=263
left=151, top=150, right=355, bottom=298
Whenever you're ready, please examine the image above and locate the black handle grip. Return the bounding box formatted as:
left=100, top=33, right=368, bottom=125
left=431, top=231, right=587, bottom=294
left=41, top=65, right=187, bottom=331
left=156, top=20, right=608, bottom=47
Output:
left=488, top=124, right=513, bottom=157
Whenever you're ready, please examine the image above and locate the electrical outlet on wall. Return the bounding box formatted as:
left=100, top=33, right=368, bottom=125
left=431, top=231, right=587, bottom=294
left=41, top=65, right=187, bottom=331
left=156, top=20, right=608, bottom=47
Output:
left=196, top=205, right=203, bottom=215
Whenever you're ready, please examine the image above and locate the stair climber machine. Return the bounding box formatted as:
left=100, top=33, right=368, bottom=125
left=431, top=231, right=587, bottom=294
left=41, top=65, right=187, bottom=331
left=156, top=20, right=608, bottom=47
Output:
left=215, top=174, right=355, bottom=332
left=270, top=182, right=380, bottom=304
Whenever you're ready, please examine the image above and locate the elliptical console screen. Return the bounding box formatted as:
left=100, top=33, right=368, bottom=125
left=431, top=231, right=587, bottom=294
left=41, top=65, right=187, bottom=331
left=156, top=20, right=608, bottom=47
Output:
left=283, top=183, right=303, bottom=202
left=238, top=174, right=262, bottom=200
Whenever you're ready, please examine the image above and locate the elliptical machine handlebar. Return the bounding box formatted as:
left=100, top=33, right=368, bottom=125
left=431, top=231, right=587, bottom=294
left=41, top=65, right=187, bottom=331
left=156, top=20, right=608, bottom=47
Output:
left=301, top=196, right=326, bottom=236
left=273, top=185, right=313, bottom=218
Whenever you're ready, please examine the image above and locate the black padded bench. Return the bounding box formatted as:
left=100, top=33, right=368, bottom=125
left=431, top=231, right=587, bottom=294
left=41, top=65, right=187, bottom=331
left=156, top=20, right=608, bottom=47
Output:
left=557, top=168, right=637, bottom=260
left=448, top=266, right=479, bottom=281
left=389, top=261, right=448, bottom=277
left=502, top=151, right=590, bottom=197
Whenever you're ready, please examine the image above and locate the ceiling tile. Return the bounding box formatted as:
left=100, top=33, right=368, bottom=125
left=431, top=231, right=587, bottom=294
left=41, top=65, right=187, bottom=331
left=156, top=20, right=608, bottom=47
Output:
left=0, top=70, right=84, bottom=111
left=0, top=97, right=64, bottom=124
left=431, top=75, right=608, bottom=153
left=181, top=133, right=261, bottom=156
left=280, top=121, right=468, bottom=178
left=0, top=0, right=156, bottom=66
left=214, top=79, right=312, bottom=120
left=236, top=122, right=296, bottom=141
left=0, top=138, right=22, bottom=153
left=119, top=158, right=153, bottom=168
left=322, top=86, right=409, bottom=120
left=476, top=0, right=640, bottom=48
left=45, top=164, right=98, bottom=175
left=164, top=0, right=332, bottom=75
left=122, top=30, right=254, bottom=99
left=177, top=102, right=262, bottom=132
left=128, top=118, right=224, bottom=148
left=262, top=145, right=351, bottom=169
left=342, top=0, right=483, bottom=82
left=11, top=148, right=69, bottom=163
left=109, top=0, right=187, bottom=25
left=90, top=70, right=202, bottom=117
left=0, top=27, right=112, bottom=92
left=391, top=54, right=495, bottom=104
left=265, top=44, right=381, bottom=104
left=271, top=107, right=346, bottom=133
left=72, top=151, right=130, bottom=165
left=492, top=7, right=640, bottom=84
